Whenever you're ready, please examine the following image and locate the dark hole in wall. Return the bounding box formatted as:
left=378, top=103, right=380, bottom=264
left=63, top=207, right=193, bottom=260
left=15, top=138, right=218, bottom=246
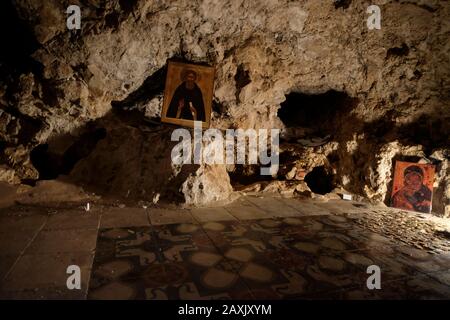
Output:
left=30, top=144, right=60, bottom=180
left=386, top=43, right=409, bottom=58
left=228, top=164, right=273, bottom=188
left=105, top=12, right=121, bottom=29
left=229, top=148, right=305, bottom=189
left=278, top=90, right=358, bottom=136
left=334, top=0, right=352, bottom=9
left=212, top=99, right=228, bottom=116
left=235, top=64, right=251, bottom=103
left=304, top=166, right=334, bottom=195
left=30, top=128, right=107, bottom=180
left=119, top=0, right=139, bottom=15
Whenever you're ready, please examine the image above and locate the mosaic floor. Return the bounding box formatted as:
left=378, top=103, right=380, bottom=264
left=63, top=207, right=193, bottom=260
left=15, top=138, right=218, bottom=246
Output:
left=1, top=196, right=449, bottom=299
left=88, top=205, right=450, bottom=299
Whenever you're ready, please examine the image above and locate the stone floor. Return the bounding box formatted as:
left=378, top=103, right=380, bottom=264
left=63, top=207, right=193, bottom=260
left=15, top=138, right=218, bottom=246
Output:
left=0, top=196, right=449, bottom=300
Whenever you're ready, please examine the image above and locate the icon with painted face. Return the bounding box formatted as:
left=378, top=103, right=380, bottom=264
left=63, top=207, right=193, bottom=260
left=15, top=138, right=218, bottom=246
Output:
left=166, top=68, right=206, bottom=122
left=391, top=165, right=433, bottom=213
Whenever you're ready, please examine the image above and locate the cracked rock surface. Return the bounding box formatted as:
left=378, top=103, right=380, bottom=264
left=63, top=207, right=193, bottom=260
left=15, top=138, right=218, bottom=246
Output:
left=0, top=0, right=448, bottom=213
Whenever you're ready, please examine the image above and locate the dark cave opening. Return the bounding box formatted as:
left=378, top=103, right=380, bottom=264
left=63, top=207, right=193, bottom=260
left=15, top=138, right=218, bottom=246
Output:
left=228, top=164, right=273, bottom=188
left=278, top=90, right=358, bottom=137
left=334, top=0, right=352, bottom=10
left=30, top=127, right=106, bottom=180
left=229, top=90, right=358, bottom=190
left=234, top=64, right=251, bottom=103
left=304, top=166, right=335, bottom=195
left=30, top=143, right=59, bottom=180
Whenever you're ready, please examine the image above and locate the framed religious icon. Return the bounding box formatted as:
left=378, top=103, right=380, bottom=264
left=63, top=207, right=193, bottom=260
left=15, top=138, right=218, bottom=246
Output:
left=161, top=61, right=214, bottom=129
left=390, top=161, right=435, bottom=213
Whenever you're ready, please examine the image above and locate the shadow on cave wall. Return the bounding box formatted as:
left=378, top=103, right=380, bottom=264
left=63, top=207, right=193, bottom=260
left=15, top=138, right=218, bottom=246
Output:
left=278, top=90, right=359, bottom=137
left=27, top=57, right=208, bottom=204
left=28, top=106, right=199, bottom=203
left=2, top=9, right=446, bottom=208
left=30, top=126, right=107, bottom=180
left=26, top=72, right=449, bottom=207
left=29, top=57, right=172, bottom=184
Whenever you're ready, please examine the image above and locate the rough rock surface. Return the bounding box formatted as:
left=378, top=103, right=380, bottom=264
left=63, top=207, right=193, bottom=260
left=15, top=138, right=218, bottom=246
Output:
left=182, top=164, right=234, bottom=206
left=0, top=1, right=449, bottom=213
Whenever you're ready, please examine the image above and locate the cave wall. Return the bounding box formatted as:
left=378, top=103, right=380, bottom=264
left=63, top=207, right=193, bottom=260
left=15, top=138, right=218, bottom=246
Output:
left=0, top=0, right=449, bottom=214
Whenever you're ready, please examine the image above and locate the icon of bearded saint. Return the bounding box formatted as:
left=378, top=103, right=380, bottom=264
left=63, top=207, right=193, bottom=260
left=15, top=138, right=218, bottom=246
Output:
left=166, top=69, right=206, bottom=122
left=391, top=165, right=433, bottom=213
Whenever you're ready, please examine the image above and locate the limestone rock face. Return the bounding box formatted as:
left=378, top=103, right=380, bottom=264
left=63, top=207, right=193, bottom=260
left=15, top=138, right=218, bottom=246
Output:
left=0, top=1, right=449, bottom=212
left=181, top=165, right=234, bottom=206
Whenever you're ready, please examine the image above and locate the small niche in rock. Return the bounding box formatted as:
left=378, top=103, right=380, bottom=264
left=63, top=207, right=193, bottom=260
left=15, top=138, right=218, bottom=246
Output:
left=119, top=0, right=139, bottom=15
left=105, top=12, right=121, bottom=29
left=334, top=0, right=352, bottom=10
left=235, top=64, right=251, bottom=103
left=278, top=90, right=358, bottom=137
left=30, top=127, right=106, bottom=180
left=386, top=43, right=409, bottom=58
left=228, top=164, right=273, bottom=189
left=304, top=166, right=334, bottom=195
left=212, top=100, right=226, bottom=115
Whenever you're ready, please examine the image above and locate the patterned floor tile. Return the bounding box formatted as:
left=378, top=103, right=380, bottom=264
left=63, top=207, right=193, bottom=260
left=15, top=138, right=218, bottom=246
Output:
left=355, top=247, right=426, bottom=281
left=89, top=224, right=252, bottom=300
left=388, top=245, right=450, bottom=275
left=199, top=219, right=368, bottom=299
left=86, top=202, right=450, bottom=300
